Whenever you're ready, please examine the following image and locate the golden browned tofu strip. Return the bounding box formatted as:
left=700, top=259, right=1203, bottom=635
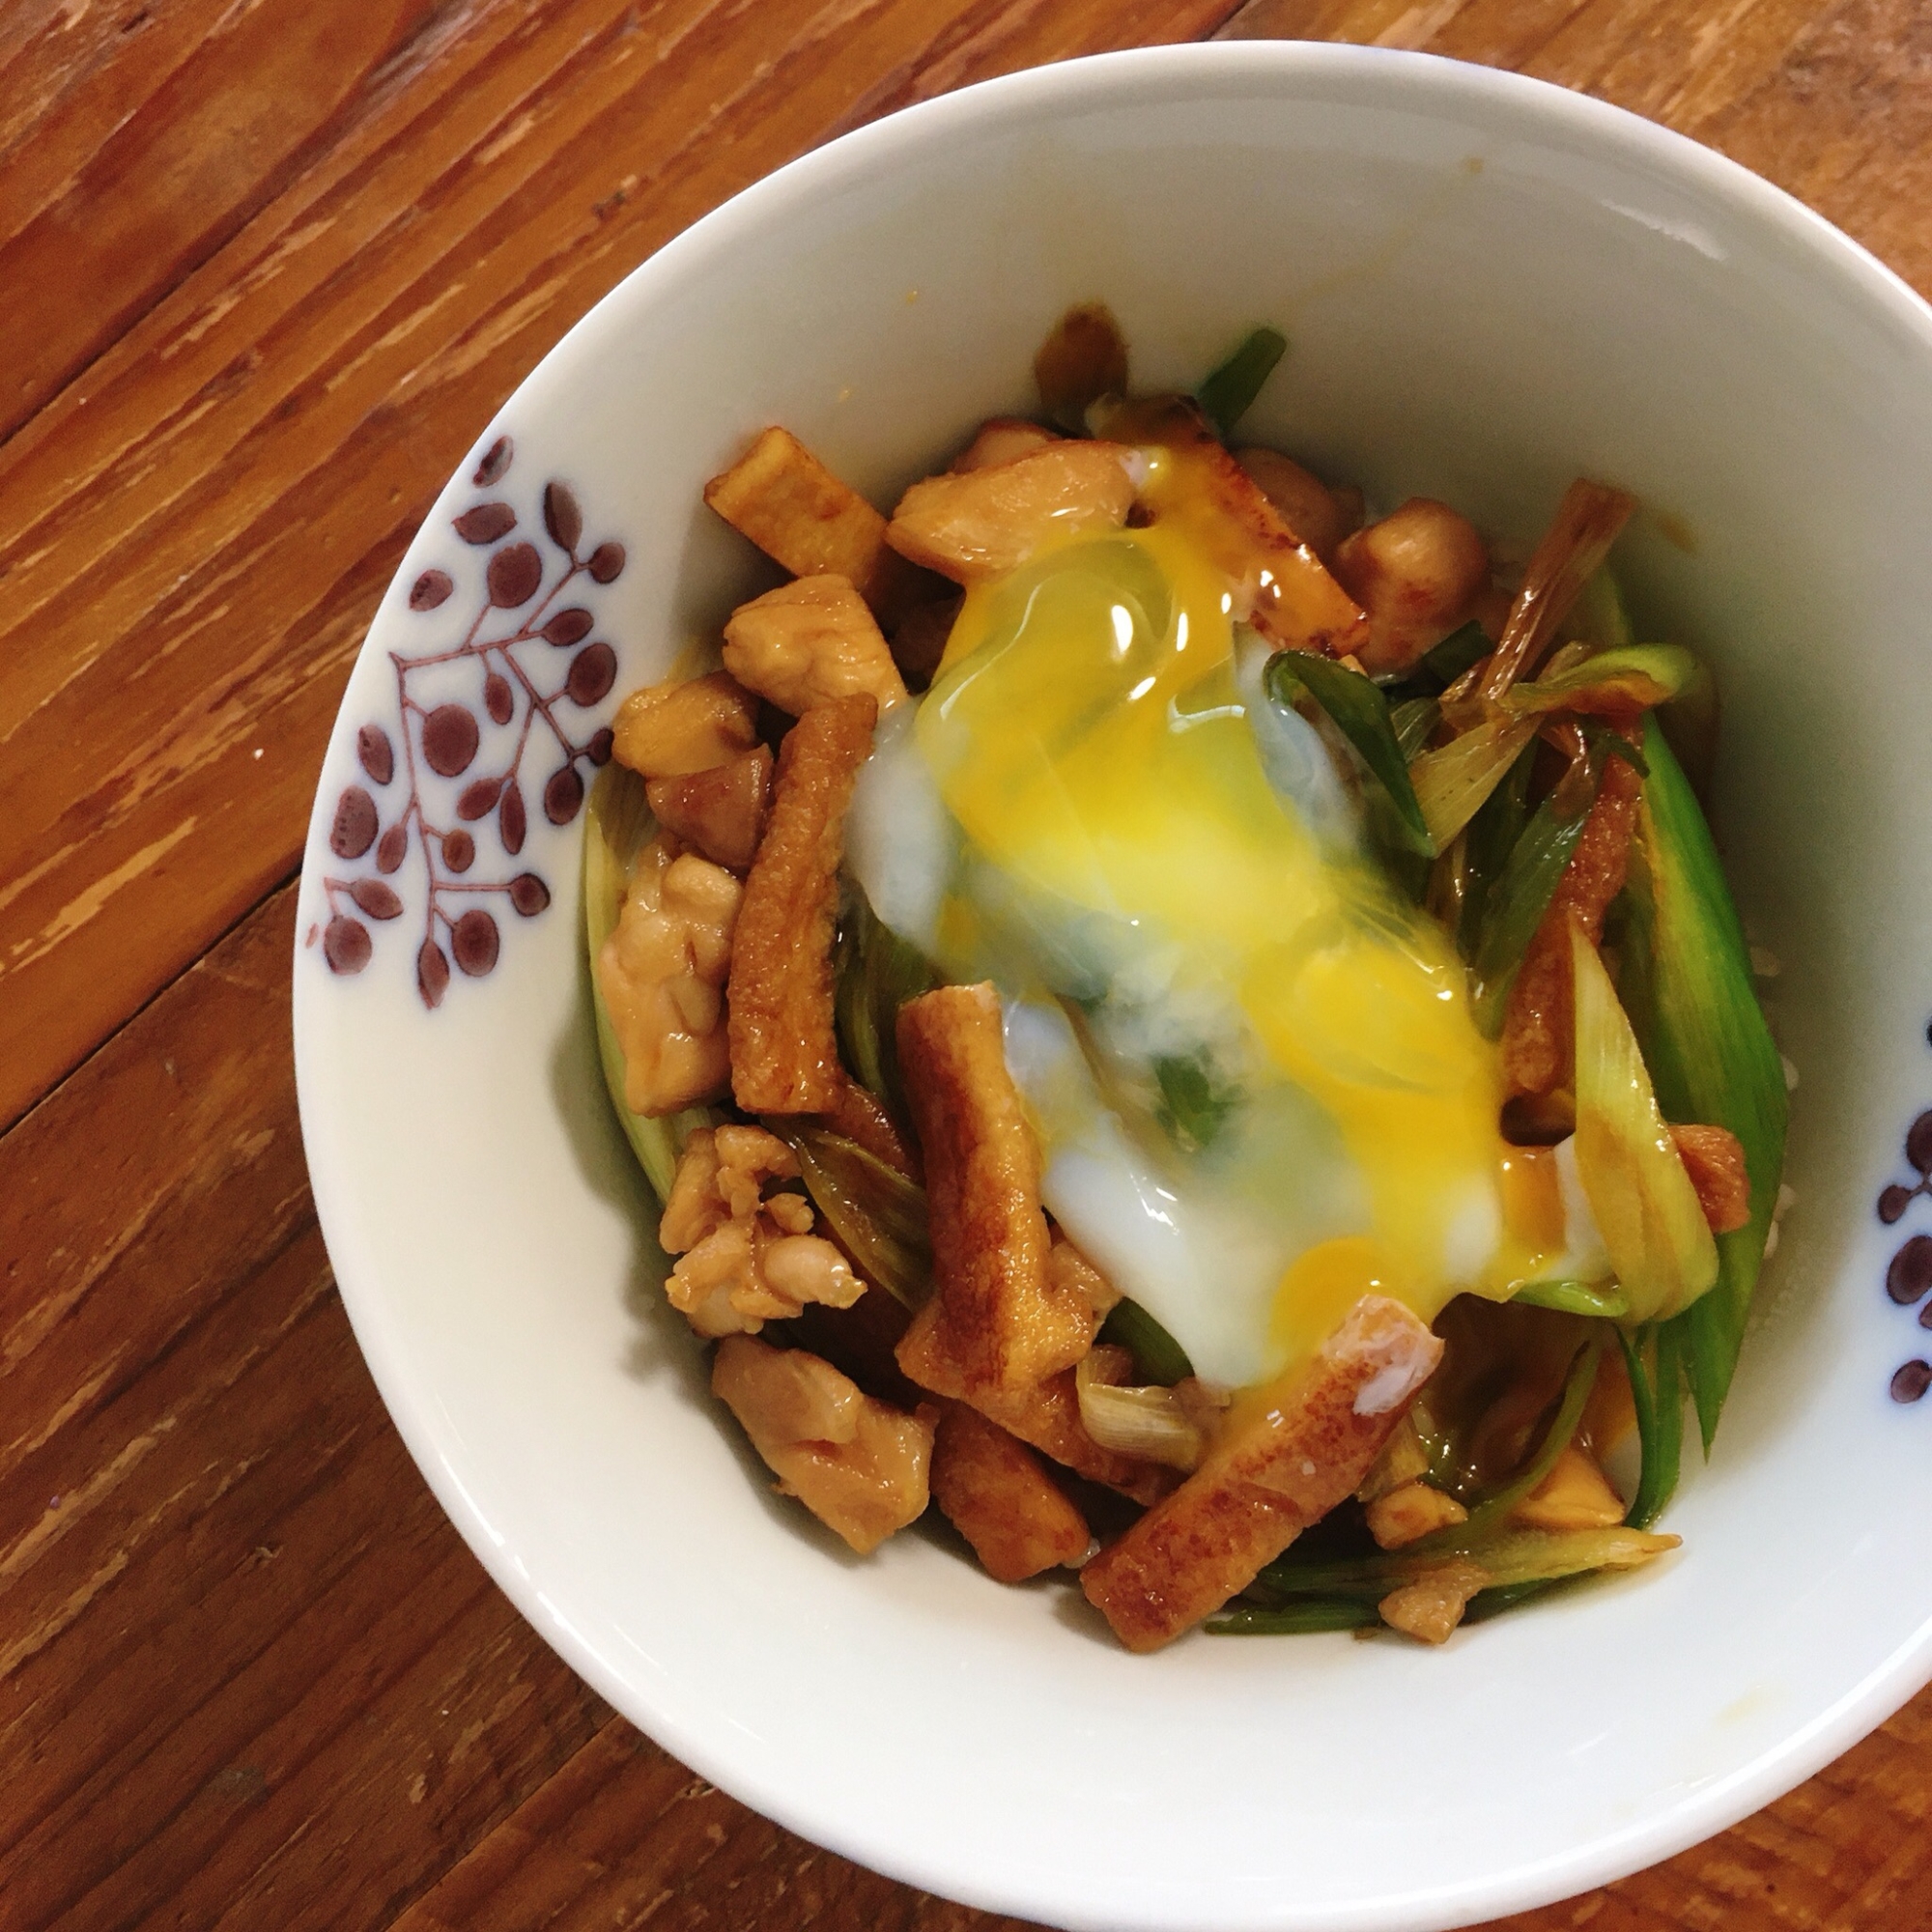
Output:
left=703, top=426, right=919, bottom=624
left=929, top=1402, right=1090, bottom=1583
left=727, top=694, right=877, bottom=1112
left=886, top=442, right=1138, bottom=584
left=890, top=983, right=1094, bottom=1392
left=1080, top=1295, right=1443, bottom=1652
left=645, top=745, right=773, bottom=872
left=712, top=1336, right=933, bottom=1555
left=723, top=574, right=908, bottom=718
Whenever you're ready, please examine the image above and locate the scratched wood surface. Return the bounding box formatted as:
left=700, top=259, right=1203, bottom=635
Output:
left=4, top=1, right=1931, bottom=1927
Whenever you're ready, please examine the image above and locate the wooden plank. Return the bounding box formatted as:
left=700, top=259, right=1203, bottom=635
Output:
left=0, top=886, right=609, bottom=1932
left=388, top=1719, right=1044, bottom=1931
left=1219, top=0, right=1932, bottom=298
left=0, top=0, right=1238, bottom=1138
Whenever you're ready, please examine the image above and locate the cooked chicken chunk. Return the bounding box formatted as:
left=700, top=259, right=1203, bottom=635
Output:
left=886, top=442, right=1138, bottom=584
left=727, top=694, right=878, bottom=1112
left=1511, top=1444, right=1627, bottom=1532
left=659, top=1126, right=864, bottom=1337
left=645, top=746, right=773, bottom=872
left=1080, top=1295, right=1443, bottom=1652
left=722, top=574, right=908, bottom=718
left=703, top=425, right=920, bottom=624
left=1365, top=1479, right=1469, bottom=1549
left=1378, top=1560, right=1489, bottom=1645
left=1332, top=498, right=1492, bottom=676
left=712, top=1336, right=933, bottom=1554
left=952, top=416, right=1061, bottom=473
left=611, top=670, right=759, bottom=780
left=929, top=1403, right=1090, bottom=1582
left=598, top=836, right=741, bottom=1116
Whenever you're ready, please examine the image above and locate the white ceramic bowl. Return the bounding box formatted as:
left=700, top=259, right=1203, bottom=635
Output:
left=295, top=43, right=1932, bottom=1932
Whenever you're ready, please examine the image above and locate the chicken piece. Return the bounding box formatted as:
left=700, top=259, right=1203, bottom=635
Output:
left=645, top=746, right=773, bottom=872
left=727, top=694, right=878, bottom=1113
left=1079, top=1295, right=1442, bottom=1652
left=1503, top=753, right=1643, bottom=1097
left=1092, top=394, right=1366, bottom=656
left=598, top=837, right=742, bottom=1116
left=703, top=425, right=920, bottom=625
left=612, top=670, right=759, bottom=780
left=712, top=1335, right=934, bottom=1554
left=890, top=983, right=1094, bottom=1393
left=1512, top=1443, right=1627, bottom=1532
left=930, top=1403, right=1090, bottom=1582
left=953, top=416, right=1061, bottom=472
left=722, top=575, right=908, bottom=718
left=1365, top=1479, right=1469, bottom=1549
left=659, top=1126, right=864, bottom=1337
left=1234, top=446, right=1362, bottom=565
left=886, top=442, right=1138, bottom=584
left=1331, top=499, right=1492, bottom=676
left=1378, top=1559, right=1490, bottom=1645
left=1671, top=1122, right=1752, bottom=1234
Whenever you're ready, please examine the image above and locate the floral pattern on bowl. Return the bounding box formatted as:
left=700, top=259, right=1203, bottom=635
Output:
left=305, top=434, right=626, bottom=1006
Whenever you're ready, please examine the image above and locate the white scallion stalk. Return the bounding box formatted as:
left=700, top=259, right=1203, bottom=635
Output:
left=1075, top=1352, right=1205, bottom=1471
left=1408, top=713, right=1541, bottom=848
left=1570, top=919, right=1718, bottom=1322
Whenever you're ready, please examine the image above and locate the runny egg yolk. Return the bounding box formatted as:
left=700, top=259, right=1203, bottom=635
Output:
left=909, top=471, right=1571, bottom=1389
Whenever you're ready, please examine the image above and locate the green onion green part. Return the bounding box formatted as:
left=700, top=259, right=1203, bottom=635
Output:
left=1196, top=327, right=1289, bottom=439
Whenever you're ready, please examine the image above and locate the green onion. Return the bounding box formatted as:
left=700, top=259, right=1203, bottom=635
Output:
left=1206, top=1599, right=1378, bottom=1635
left=1409, top=712, right=1542, bottom=849
left=583, top=764, right=716, bottom=1205
left=1575, top=564, right=1636, bottom=652
left=1617, top=1321, right=1684, bottom=1529
left=1510, top=1279, right=1631, bottom=1319
left=1097, top=1296, right=1195, bottom=1385
left=1153, top=1051, right=1236, bottom=1153
left=1466, top=753, right=1605, bottom=1034
left=1504, top=642, right=1698, bottom=718
left=834, top=890, right=938, bottom=1128
left=781, top=1127, right=932, bottom=1309
left=1265, top=650, right=1435, bottom=856
left=1455, top=740, right=1536, bottom=961
left=1572, top=922, right=1719, bottom=1323
left=1389, top=696, right=1440, bottom=760
left=1618, top=716, right=1788, bottom=1448
left=1196, top=327, right=1289, bottom=439
left=1382, top=619, right=1492, bottom=704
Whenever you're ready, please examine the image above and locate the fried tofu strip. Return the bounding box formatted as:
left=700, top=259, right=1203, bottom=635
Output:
left=1503, top=753, right=1643, bottom=1096
left=727, top=694, right=877, bottom=1112
left=1094, top=395, right=1366, bottom=656
left=612, top=670, right=759, bottom=780
left=1080, top=1295, right=1443, bottom=1652
left=723, top=574, right=908, bottom=719
left=1671, top=1122, right=1752, bottom=1234
left=645, top=745, right=773, bottom=871
left=890, top=983, right=1094, bottom=1392
left=930, top=1403, right=1090, bottom=1582
left=712, top=1336, right=933, bottom=1554
left=886, top=442, right=1138, bottom=584
left=703, top=426, right=919, bottom=624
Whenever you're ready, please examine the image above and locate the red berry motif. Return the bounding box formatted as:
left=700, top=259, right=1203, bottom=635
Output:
left=321, top=459, right=623, bottom=1005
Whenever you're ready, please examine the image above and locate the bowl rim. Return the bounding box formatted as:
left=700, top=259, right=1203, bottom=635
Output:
left=296, top=38, right=1932, bottom=1931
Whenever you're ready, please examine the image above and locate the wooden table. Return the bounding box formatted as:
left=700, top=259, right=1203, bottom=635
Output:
left=6, top=2, right=1930, bottom=1926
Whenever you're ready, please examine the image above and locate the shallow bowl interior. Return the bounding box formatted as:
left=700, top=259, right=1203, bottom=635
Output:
left=295, top=43, right=1932, bottom=1932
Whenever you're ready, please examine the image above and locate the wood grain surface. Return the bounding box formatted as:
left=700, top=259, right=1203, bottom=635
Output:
left=4, top=1, right=1930, bottom=1927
